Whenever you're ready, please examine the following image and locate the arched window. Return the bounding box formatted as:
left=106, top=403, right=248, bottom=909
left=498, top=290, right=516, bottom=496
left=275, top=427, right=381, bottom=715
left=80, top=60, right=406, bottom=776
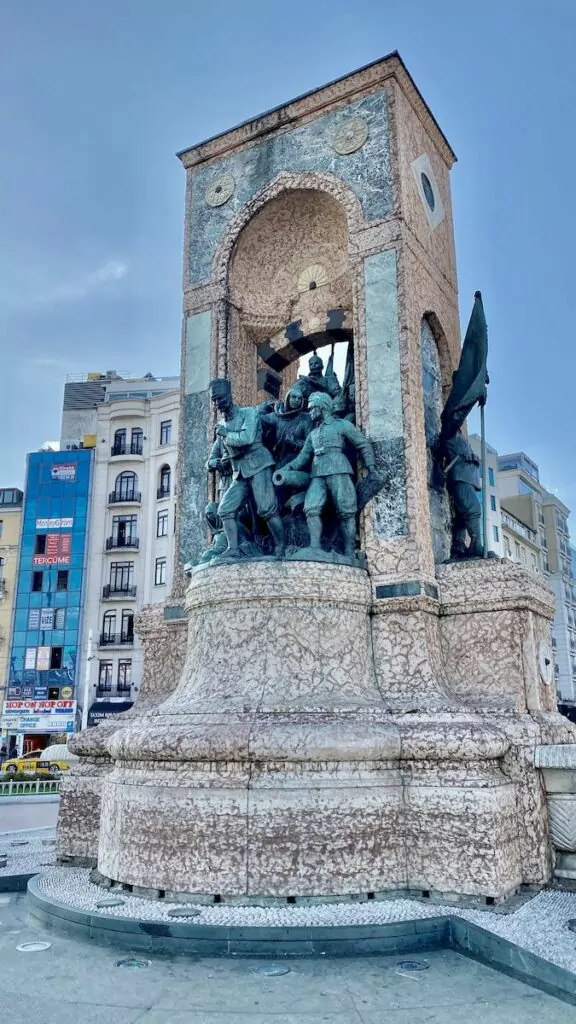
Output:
left=121, top=609, right=134, bottom=641
left=115, top=471, right=138, bottom=501
left=158, top=465, right=171, bottom=498
left=130, top=427, right=143, bottom=455
left=113, top=428, right=127, bottom=456
left=102, top=611, right=116, bottom=643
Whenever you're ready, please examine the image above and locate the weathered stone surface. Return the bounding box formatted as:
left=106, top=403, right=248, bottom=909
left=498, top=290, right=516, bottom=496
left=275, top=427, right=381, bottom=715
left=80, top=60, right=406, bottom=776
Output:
left=57, top=604, right=188, bottom=863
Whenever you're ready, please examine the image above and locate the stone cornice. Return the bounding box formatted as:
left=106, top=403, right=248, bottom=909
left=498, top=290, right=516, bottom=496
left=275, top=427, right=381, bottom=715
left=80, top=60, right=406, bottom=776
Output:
left=177, top=52, right=456, bottom=171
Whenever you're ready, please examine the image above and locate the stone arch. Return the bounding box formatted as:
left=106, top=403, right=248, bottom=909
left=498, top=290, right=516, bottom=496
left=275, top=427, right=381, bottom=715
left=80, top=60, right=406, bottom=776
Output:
left=420, top=314, right=451, bottom=563
left=421, top=310, right=453, bottom=400
left=213, top=171, right=365, bottom=288
left=218, top=180, right=357, bottom=406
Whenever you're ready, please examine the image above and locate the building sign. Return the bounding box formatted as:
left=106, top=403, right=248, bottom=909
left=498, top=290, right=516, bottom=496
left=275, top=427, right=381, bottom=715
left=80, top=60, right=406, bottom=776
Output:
left=33, top=533, right=71, bottom=566
left=40, top=608, right=54, bottom=630
left=35, top=517, right=74, bottom=529
left=34, top=687, right=48, bottom=699
left=61, top=686, right=73, bottom=699
left=7, top=687, right=22, bottom=698
left=25, top=647, right=37, bottom=670
left=36, top=647, right=51, bottom=671
left=51, top=464, right=76, bottom=482
left=3, top=699, right=76, bottom=715
left=28, top=609, right=40, bottom=629
left=0, top=715, right=75, bottom=733
left=87, top=700, right=133, bottom=726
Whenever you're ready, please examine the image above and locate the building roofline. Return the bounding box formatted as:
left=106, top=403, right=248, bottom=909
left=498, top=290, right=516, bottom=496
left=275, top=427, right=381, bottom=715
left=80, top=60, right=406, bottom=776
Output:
left=177, top=51, right=456, bottom=167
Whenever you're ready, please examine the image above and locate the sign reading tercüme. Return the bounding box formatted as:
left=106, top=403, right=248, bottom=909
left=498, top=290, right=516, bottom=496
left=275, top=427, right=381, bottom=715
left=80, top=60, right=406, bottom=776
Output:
left=33, top=533, right=72, bottom=566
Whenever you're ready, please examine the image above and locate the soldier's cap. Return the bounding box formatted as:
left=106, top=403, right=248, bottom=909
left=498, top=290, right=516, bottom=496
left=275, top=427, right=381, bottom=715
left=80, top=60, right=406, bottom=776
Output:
left=308, top=392, right=333, bottom=412
left=209, top=377, right=232, bottom=398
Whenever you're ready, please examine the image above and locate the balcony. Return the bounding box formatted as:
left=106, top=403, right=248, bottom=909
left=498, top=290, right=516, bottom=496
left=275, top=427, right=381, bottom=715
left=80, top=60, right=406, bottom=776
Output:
left=111, top=441, right=143, bottom=457
left=102, top=583, right=137, bottom=599
left=105, top=536, right=140, bottom=551
left=99, top=632, right=134, bottom=647
left=157, top=486, right=171, bottom=499
left=96, top=686, right=132, bottom=699
left=108, top=491, right=141, bottom=505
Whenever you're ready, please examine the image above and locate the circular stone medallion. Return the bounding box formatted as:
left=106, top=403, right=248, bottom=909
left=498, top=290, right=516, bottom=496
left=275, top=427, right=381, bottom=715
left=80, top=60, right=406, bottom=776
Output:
left=205, top=173, right=235, bottom=207
left=17, top=941, right=52, bottom=952
left=539, top=641, right=553, bottom=685
left=333, top=118, right=369, bottom=155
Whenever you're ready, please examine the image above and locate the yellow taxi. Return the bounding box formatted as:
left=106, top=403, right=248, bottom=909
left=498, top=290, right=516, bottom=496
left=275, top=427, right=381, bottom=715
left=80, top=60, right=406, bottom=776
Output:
left=1, top=744, right=74, bottom=776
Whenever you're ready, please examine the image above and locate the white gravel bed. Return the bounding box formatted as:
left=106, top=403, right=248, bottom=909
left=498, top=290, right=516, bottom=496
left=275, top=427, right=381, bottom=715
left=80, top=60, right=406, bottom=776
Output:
left=36, top=866, right=576, bottom=974
left=0, top=828, right=56, bottom=876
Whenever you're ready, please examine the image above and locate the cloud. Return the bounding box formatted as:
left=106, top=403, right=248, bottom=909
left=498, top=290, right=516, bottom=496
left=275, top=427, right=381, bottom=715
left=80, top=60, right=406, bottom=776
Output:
left=0, top=259, right=129, bottom=314
left=29, top=260, right=128, bottom=307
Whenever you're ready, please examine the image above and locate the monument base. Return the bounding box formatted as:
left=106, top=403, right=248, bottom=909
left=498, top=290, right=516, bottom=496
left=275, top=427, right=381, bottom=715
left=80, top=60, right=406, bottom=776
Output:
left=92, top=560, right=560, bottom=902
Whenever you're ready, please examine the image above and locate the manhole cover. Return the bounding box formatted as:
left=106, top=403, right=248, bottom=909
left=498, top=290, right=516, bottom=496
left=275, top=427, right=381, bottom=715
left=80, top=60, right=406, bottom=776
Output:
left=167, top=907, right=201, bottom=918
left=116, top=958, right=151, bottom=970
left=17, top=941, right=52, bottom=952
left=96, top=898, right=125, bottom=908
left=251, top=965, right=291, bottom=976
left=396, top=960, right=430, bottom=972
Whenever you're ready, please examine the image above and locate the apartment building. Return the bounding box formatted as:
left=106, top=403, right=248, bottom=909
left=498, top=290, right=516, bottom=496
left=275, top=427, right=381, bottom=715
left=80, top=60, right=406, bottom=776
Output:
left=0, top=488, right=23, bottom=721
left=80, top=380, right=179, bottom=726
left=498, top=452, right=575, bottom=702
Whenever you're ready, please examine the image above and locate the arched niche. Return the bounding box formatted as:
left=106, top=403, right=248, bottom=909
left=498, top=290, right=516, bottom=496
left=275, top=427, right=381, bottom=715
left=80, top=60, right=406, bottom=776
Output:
left=420, top=315, right=451, bottom=563
left=226, top=188, right=353, bottom=405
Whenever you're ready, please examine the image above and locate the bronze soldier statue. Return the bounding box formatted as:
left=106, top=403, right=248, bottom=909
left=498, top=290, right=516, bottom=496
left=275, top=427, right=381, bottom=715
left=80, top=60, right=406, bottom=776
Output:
left=282, top=392, right=376, bottom=556
left=438, top=431, right=483, bottom=559
left=209, top=378, right=285, bottom=559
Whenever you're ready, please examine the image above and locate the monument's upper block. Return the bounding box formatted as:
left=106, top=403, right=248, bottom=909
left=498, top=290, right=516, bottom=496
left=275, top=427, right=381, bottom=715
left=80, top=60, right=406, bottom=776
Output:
left=177, top=51, right=456, bottom=170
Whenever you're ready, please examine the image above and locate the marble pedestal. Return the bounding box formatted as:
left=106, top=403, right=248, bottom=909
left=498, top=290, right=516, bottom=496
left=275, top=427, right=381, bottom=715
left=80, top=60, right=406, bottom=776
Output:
left=56, top=604, right=187, bottom=865
left=96, top=560, right=552, bottom=901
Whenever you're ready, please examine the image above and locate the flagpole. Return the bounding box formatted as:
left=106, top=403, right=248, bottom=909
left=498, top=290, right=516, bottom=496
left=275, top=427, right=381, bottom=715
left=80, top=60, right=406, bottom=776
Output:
left=480, top=401, right=489, bottom=558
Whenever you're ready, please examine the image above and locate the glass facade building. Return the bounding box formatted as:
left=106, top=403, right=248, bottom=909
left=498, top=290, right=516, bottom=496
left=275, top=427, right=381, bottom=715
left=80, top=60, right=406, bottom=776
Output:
left=1, top=450, right=93, bottom=747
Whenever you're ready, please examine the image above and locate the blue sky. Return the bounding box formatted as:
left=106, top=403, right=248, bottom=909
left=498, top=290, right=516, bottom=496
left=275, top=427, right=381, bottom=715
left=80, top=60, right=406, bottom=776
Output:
left=2, top=1, right=575, bottom=508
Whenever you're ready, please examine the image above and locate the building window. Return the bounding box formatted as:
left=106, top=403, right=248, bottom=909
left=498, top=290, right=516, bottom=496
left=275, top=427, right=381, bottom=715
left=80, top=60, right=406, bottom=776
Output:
left=158, top=465, right=171, bottom=498
left=131, top=427, right=143, bottom=455
left=35, top=534, right=47, bottom=555
left=0, top=520, right=3, bottom=538
left=121, top=609, right=134, bottom=640
left=488, top=467, right=495, bottom=487
left=490, top=495, right=497, bottom=512
left=157, top=509, right=168, bottom=537
left=117, top=660, right=132, bottom=691
left=155, top=557, right=167, bottom=586
left=110, top=561, right=134, bottom=590
left=98, top=661, right=113, bottom=693
left=32, top=571, right=43, bottom=592
left=492, top=525, right=499, bottom=543
left=102, top=610, right=116, bottom=640
left=160, top=420, right=172, bottom=446
left=57, top=570, right=69, bottom=591
left=504, top=537, right=511, bottom=557
left=112, top=428, right=127, bottom=456
left=112, top=514, right=138, bottom=546
left=114, top=471, right=139, bottom=501
left=515, top=542, right=521, bottom=560
left=54, top=608, right=66, bottom=630
left=519, top=546, right=526, bottom=564
left=531, top=553, right=538, bottom=572
left=50, top=646, right=63, bottom=669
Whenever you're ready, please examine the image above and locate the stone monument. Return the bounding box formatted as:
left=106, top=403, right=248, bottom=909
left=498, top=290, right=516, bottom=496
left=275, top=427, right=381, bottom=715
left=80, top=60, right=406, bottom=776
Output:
left=59, top=52, right=576, bottom=902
